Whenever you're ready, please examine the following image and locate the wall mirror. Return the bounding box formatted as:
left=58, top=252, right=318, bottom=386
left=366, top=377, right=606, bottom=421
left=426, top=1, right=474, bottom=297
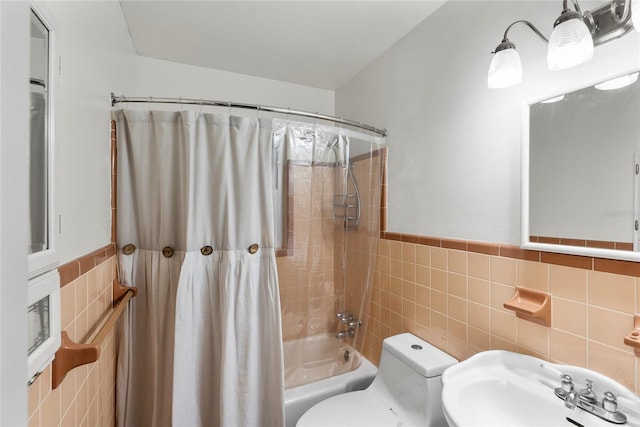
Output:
left=522, top=68, right=640, bottom=261
left=28, top=4, right=57, bottom=277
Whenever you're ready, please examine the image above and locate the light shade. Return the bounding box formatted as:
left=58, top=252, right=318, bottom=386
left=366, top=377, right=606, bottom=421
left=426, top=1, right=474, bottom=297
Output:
left=594, top=72, right=639, bottom=90
left=540, top=94, right=565, bottom=103
left=633, top=0, right=640, bottom=32
left=547, top=17, right=594, bottom=71
left=488, top=47, right=522, bottom=88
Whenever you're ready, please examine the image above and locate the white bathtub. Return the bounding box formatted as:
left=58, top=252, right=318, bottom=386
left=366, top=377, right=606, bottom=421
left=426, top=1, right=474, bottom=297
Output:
left=283, top=333, right=377, bottom=427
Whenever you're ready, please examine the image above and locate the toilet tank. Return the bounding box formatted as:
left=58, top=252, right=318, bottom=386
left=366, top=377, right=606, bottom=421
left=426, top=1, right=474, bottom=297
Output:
left=368, top=334, right=458, bottom=426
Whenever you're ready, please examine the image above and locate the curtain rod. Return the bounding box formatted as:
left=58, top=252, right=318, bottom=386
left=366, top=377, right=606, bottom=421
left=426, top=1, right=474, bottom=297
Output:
left=110, top=93, right=387, bottom=137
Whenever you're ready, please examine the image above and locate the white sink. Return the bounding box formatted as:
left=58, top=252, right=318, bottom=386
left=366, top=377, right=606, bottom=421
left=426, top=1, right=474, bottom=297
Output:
left=441, top=350, right=640, bottom=427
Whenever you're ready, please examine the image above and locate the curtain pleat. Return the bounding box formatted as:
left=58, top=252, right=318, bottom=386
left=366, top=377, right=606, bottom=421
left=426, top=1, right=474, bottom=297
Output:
left=114, top=110, right=284, bottom=427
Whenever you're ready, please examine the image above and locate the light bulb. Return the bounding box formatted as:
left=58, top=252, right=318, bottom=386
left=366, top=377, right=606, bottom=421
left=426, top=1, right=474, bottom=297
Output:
left=547, top=16, right=594, bottom=71
left=488, top=44, right=522, bottom=89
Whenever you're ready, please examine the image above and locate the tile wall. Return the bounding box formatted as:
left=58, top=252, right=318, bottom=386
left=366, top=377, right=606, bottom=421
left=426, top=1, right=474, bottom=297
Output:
left=348, top=145, right=640, bottom=396
left=28, top=245, right=118, bottom=426
left=277, top=163, right=337, bottom=340
left=276, top=151, right=385, bottom=347
left=341, top=151, right=384, bottom=351
left=363, top=238, right=639, bottom=395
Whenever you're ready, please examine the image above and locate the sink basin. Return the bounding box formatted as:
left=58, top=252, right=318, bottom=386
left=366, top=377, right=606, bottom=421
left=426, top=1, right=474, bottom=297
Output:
left=441, top=350, right=640, bottom=427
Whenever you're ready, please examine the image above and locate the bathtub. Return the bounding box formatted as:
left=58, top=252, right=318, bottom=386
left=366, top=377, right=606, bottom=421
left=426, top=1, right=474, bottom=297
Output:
left=283, top=333, right=377, bottom=427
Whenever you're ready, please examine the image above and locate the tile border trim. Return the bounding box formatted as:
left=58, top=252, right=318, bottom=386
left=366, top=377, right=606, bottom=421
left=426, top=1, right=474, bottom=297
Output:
left=58, top=243, right=116, bottom=288
left=380, top=231, right=640, bottom=277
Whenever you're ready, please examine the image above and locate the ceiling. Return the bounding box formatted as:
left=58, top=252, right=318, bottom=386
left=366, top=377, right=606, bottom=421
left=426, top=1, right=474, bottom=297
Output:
left=119, top=1, right=445, bottom=90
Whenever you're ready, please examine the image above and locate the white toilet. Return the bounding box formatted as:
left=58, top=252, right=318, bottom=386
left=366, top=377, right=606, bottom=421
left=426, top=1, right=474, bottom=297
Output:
left=296, top=333, right=458, bottom=427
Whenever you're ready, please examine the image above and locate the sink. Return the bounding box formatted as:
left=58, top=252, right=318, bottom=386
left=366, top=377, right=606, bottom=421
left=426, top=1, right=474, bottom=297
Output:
left=441, top=350, right=640, bottom=427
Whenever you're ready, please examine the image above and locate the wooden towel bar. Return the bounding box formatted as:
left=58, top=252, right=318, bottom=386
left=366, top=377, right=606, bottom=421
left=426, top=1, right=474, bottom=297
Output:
left=51, top=282, right=137, bottom=389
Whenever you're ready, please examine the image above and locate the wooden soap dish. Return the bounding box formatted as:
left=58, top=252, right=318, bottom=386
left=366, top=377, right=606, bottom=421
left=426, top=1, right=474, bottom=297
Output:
left=504, top=287, right=551, bottom=327
left=623, top=315, right=640, bottom=357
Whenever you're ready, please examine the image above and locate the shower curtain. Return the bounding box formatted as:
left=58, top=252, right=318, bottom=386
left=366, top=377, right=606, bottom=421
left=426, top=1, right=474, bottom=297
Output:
left=114, top=110, right=284, bottom=426
left=272, top=121, right=385, bottom=385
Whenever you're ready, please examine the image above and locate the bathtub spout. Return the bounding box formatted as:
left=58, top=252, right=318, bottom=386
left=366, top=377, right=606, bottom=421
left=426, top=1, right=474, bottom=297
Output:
left=336, top=328, right=355, bottom=339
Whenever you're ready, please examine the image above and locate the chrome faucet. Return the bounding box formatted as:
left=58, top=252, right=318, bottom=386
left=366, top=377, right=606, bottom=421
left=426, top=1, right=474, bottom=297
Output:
left=564, top=390, right=578, bottom=409
left=578, top=379, right=597, bottom=405
left=335, top=328, right=356, bottom=339
left=335, top=311, right=361, bottom=339
left=556, top=374, right=578, bottom=409
left=554, top=374, right=628, bottom=424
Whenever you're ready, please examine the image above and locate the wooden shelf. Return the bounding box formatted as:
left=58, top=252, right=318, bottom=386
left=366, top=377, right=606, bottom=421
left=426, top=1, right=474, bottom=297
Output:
left=503, top=287, right=551, bottom=327
left=623, top=314, right=640, bottom=357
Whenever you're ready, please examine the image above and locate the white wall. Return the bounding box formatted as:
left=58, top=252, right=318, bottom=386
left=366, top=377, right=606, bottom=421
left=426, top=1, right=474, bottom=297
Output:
left=134, top=56, right=335, bottom=116
left=48, top=4, right=334, bottom=264
left=0, top=2, right=30, bottom=423
left=336, top=0, right=640, bottom=245
left=45, top=1, right=137, bottom=263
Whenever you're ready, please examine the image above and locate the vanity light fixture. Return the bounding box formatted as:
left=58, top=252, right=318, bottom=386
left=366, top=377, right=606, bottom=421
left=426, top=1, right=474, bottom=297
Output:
left=488, top=0, right=634, bottom=88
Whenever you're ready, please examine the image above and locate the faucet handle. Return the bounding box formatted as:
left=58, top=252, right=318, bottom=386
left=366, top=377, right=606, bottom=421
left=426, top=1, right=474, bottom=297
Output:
left=561, top=374, right=574, bottom=393
left=603, top=392, right=618, bottom=413
left=336, top=311, right=351, bottom=319
left=347, top=319, right=361, bottom=328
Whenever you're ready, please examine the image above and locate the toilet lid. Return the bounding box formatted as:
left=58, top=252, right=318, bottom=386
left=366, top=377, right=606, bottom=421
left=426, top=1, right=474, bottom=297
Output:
left=296, top=391, right=401, bottom=427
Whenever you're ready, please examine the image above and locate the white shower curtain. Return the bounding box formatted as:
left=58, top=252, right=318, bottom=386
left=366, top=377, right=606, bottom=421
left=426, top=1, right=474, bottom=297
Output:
left=114, top=110, right=284, bottom=426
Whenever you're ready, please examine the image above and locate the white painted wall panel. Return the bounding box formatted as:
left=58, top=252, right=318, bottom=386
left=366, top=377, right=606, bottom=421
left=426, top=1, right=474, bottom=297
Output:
left=0, top=1, right=30, bottom=423
left=134, top=56, right=335, bottom=116
left=336, top=1, right=640, bottom=245
left=46, top=1, right=136, bottom=263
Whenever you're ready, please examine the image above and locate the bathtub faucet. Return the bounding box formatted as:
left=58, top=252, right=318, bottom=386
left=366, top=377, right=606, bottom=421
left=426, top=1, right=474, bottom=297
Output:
left=335, top=311, right=361, bottom=339
left=336, top=311, right=352, bottom=321
left=336, top=312, right=362, bottom=328
left=336, top=328, right=356, bottom=339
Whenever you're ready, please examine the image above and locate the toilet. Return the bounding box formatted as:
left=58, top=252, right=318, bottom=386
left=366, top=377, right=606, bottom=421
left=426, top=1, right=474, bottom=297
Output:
left=296, top=333, right=458, bottom=427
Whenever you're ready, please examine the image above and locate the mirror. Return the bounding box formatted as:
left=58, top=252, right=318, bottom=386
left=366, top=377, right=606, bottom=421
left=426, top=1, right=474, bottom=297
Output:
left=522, top=69, right=640, bottom=261
left=29, top=5, right=57, bottom=277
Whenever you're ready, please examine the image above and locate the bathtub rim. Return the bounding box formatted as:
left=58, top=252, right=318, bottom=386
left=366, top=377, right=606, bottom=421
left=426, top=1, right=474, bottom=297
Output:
left=284, top=350, right=377, bottom=427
